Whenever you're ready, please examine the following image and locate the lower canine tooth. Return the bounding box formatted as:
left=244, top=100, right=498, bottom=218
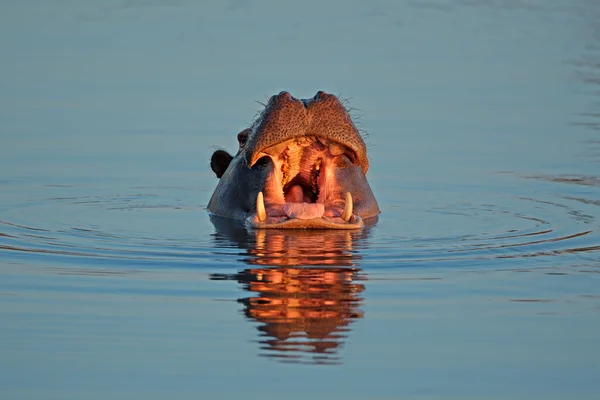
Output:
left=256, top=191, right=267, bottom=222
left=341, top=192, right=353, bottom=222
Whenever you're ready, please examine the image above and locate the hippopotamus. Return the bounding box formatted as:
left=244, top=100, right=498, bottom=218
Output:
left=208, top=91, right=380, bottom=229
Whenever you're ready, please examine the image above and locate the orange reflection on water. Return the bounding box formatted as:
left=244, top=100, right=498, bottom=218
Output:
left=249, top=229, right=360, bottom=266
left=210, top=224, right=372, bottom=364
left=239, top=266, right=365, bottom=364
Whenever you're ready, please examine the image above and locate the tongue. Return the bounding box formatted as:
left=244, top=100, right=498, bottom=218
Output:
left=283, top=203, right=325, bottom=220
left=286, top=184, right=311, bottom=203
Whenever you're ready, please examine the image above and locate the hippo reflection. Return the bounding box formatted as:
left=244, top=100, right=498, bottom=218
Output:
left=209, top=219, right=373, bottom=364
left=213, top=267, right=365, bottom=365
left=208, top=91, right=380, bottom=229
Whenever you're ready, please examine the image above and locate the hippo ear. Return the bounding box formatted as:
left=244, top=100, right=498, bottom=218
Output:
left=211, top=150, right=233, bottom=178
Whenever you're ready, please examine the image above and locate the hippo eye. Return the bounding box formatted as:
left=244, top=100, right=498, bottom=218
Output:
left=237, top=129, right=250, bottom=148
left=255, top=156, right=271, bottom=168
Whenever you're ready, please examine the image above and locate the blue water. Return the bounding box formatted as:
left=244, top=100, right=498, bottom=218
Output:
left=1, top=1, right=599, bottom=399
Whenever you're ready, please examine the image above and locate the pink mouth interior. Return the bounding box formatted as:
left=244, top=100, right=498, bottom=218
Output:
left=255, top=136, right=358, bottom=222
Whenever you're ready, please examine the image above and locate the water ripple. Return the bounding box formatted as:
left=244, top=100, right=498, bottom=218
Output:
left=1, top=181, right=598, bottom=270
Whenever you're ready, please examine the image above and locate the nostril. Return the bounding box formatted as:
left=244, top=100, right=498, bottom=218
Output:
left=278, top=91, right=294, bottom=101
left=302, top=91, right=326, bottom=108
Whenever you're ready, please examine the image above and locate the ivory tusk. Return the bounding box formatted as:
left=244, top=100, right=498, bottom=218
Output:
left=256, top=191, right=267, bottom=222
left=341, top=192, right=353, bottom=222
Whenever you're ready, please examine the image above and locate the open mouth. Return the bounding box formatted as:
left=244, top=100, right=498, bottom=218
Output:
left=247, top=136, right=363, bottom=229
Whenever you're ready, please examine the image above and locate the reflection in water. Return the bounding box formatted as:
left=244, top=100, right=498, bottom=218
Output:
left=213, top=267, right=365, bottom=365
left=209, top=214, right=376, bottom=266
left=210, top=217, right=374, bottom=364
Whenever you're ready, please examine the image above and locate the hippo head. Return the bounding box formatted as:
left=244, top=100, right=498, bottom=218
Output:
left=208, top=91, right=380, bottom=229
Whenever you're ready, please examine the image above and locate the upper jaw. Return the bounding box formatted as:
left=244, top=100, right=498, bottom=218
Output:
left=245, top=91, right=369, bottom=174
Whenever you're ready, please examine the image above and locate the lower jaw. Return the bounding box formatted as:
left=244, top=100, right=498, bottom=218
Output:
left=246, top=214, right=364, bottom=230
left=249, top=191, right=362, bottom=229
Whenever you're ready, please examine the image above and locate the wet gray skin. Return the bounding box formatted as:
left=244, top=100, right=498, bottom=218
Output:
left=208, top=91, right=380, bottom=229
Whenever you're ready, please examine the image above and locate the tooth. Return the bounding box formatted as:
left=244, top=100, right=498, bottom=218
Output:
left=341, top=192, right=353, bottom=222
left=256, top=191, right=267, bottom=222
